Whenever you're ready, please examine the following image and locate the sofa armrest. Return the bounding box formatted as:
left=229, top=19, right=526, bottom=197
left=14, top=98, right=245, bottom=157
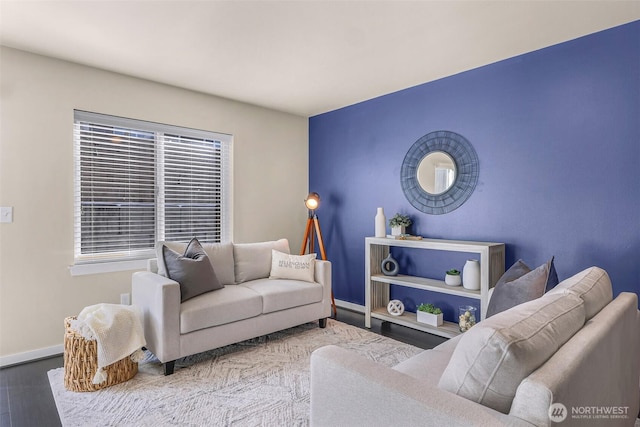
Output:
left=131, top=271, right=181, bottom=363
left=314, top=260, right=332, bottom=317
left=511, top=292, right=640, bottom=427
left=310, top=345, right=531, bottom=427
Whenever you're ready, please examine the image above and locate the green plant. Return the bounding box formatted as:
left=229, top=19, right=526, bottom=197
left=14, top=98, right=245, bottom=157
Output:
left=389, top=213, right=412, bottom=228
left=417, top=303, right=442, bottom=315
left=446, top=269, right=460, bottom=275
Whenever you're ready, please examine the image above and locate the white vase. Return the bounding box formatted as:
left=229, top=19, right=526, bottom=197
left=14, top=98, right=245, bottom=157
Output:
left=463, top=259, right=480, bottom=290
left=375, top=207, right=386, bottom=237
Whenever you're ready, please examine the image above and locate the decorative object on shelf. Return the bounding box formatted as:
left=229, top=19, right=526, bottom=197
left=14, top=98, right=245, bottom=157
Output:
left=389, top=213, right=412, bottom=236
left=386, top=299, right=405, bottom=316
left=374, top=207, right=386, bottom=238
left=416, top=303, right=443, bottom=327
left=391, top=228, right=405, bottom=236
left=394, top=235, right=423, bottom=240
left=380, top=253, right=399, bottom=276
left=444, top=269, right=462, bottom=286
left=463, top=259, right=481, bottom=290
left=458, top=306, right=477, bottom=332
left=400, top=130, right=479, bottom=215
left=300, top=192, right=336, bottom=317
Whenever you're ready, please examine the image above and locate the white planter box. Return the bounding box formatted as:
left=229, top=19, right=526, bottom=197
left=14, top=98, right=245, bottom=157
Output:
left=417, top=310, right=443, bottom=327
left=391, top=225, right=406, bottom=236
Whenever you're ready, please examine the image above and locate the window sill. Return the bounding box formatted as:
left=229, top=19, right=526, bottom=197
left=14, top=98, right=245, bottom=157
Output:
left=69, top=259, right=149, bottom=276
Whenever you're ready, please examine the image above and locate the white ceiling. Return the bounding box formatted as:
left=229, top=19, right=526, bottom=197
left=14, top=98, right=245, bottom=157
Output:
left=1, top=1, right=639, bottom=117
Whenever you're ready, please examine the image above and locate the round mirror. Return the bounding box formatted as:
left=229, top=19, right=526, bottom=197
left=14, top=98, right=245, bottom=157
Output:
left=416, top=151, right=457, bottom=195
left=400, top=130, right=479, bottom=215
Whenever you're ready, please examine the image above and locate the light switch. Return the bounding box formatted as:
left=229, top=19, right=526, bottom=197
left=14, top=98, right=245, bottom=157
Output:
left=1, top=207, right=13, bottom=223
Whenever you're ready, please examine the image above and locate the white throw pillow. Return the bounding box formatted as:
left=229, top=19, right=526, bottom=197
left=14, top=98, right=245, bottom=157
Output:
left=269, top=250, right=317, bottom=282
left=438, top=292, right=586, bottom=414
left=233, top=239, right=290, bottom=283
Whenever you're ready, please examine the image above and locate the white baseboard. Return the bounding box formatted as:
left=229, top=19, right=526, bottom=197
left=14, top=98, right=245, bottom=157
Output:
left=0, top=344, right=63, bottom=368
left=1, top=301, right=364, bottom=367
left=335, top=299, right=365, bottom=313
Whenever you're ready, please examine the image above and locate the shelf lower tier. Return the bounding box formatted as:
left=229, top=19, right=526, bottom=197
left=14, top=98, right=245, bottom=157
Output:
left=370, top=308, right=461, bottom=339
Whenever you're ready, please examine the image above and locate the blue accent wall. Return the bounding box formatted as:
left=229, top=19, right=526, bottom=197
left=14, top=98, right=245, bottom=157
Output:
left=309, top=21, right=640, bottom=318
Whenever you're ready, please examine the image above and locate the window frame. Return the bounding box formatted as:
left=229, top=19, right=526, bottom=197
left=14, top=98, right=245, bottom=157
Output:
left=71, top=110, right=233, bottom=275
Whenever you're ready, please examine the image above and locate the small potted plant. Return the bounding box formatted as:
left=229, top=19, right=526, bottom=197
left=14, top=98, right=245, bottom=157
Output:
left=389, top=213, right=412, bottom=236
left=416, top=303, right=443, bottom=327
left=444, top=269, right=461, bottom=286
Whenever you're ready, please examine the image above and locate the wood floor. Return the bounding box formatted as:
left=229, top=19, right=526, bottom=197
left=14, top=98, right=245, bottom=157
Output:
left=0, top=307, right=445, bottom=427
left=0, top=355, right=63, bottom=427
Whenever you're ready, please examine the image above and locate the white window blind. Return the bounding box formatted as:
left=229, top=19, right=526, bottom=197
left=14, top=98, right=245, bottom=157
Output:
left=74, top=110, right=232, bottom=265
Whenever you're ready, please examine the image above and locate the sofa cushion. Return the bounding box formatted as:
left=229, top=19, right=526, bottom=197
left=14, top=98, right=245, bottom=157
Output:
left=180, top=285, right=263, bottom=334
left=393, top=335, right=462, bottom=384
left=156, top=240, right=235, bottom=285
left=200, top=242, right=235, bottom=285
left=486, top=257, right=558, bottom=318
left=163, top=238, right=224, bottom=302
left=438, top=292, right=585, bottom=414
left=234, top=239, right=290, bottom=284
left=546, top=266, right=612, bottom=320
left=269, top=250, right=316, bottom=282
left=240, top=277, right=323, bottom=314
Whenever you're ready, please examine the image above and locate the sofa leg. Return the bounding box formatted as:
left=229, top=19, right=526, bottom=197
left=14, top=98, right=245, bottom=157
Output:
left=319, top=318, right=327, bottom=328
left=164, top=360, right=176, bottom=376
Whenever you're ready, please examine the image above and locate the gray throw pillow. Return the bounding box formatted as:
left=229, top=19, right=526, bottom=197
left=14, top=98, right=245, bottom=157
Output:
left=544, top=257, right=559, bottom=292
left=486, top=257, right=557, bottom=317
left=162, top=237, right=223, bottom=302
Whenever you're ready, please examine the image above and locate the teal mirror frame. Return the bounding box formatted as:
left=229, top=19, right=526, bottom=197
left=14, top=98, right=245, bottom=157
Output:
left=400, top=130, right=479, bottom=215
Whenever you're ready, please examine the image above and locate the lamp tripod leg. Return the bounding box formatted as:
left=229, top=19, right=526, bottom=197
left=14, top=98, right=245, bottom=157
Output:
left=313, top=216, right=327, bottom=261
left=312, top=216, right=336, bottom=318
left=299, top=218, right=314, bottom=256
left=300, top=214, right=337, bottom=319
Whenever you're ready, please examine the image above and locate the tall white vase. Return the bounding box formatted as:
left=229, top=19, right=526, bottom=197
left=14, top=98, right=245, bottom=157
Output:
left=375, top=207, right=386, bottom=237
left=463, top=259, right=480, bottom=290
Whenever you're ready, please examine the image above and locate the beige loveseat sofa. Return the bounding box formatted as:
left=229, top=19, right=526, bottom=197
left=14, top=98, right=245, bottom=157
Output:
left=132, top=239, right=332, bottom=375
left=311, top=267, right=640, bottom=426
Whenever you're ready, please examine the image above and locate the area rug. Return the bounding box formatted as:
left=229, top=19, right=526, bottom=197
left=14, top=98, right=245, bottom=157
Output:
left=48, top=319, right=422, bottom=426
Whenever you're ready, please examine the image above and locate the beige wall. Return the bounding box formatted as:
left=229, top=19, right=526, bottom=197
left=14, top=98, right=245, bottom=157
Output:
left=0, top=47, right=309, bottom=361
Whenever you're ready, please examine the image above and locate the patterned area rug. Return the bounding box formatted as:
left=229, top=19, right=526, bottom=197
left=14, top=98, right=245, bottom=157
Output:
left=48, top=319, right=422, bottom=426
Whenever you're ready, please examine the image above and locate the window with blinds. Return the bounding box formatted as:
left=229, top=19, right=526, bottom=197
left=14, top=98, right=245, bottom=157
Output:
left=74, top=110, right=232, bottom=265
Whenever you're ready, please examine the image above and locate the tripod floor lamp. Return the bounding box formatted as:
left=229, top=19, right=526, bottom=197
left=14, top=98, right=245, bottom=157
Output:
left=300, top=192, right=336, bottom=318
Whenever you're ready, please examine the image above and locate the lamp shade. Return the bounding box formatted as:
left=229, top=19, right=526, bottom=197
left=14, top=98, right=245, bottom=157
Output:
left=304, top=192, right=320, bottom=210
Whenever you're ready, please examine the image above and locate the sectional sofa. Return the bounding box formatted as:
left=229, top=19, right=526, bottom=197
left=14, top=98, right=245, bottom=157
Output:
left=311, top=267, right=640, bottom=426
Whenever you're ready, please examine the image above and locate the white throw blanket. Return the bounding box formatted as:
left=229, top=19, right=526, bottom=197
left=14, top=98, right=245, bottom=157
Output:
left=70, top=303, right=146, bottom=384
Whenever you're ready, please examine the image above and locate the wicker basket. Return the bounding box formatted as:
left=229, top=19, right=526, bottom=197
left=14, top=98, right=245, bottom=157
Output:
left=63, top=316, right=138, bottom=392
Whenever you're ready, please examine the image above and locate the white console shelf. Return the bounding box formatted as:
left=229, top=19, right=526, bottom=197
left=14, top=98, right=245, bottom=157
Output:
left=365, top=237, right=505, bottom=338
